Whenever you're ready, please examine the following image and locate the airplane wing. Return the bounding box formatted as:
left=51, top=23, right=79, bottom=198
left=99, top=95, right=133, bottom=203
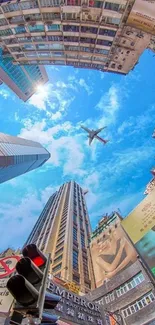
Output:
left=95, top=135, right=109, bottom=144
left=81, top=125, right=91, bottom=133
left=94, top=126, right=107, bottom=135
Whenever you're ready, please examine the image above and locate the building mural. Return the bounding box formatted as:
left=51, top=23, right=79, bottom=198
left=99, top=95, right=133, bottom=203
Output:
left=90, top=214, right=137, bottom=288
left=122, top=188, right=155, bottom=277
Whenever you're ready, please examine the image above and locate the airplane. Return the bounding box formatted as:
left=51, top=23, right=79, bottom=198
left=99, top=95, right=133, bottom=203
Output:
left=81, top=125, right=109, bottom=146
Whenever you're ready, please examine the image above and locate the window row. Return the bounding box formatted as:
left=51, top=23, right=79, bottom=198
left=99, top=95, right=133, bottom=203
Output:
left=98, top=272, right=145, bottom=305
left=73, top=249, right=79, bottom=271
left=2, top=1, right=121, bottom=12
left=122, top=292, right=155, bottom=318
left=116, top=272, right=145, bottom=297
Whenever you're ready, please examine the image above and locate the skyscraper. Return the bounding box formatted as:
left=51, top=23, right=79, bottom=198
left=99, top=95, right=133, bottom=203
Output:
left=0, top=52, right=48, bottom=101
left=0, top=132, right=50, bottom=184
left=24, top=181, right=95, bottom=293
left=0, top=0, right=153, bottom=75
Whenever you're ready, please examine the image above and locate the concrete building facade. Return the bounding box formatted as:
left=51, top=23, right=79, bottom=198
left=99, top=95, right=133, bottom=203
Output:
left=0, top=132, right=50, bottom=183
left=24, top=181, right=95, bottom=293
left=0, top=0, right=153, bottom=75
left=88, top=212, right=155, bottom=325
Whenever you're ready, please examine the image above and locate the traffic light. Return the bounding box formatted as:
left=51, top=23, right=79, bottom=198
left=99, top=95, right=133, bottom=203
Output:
left=7, top=244, right=61, bottom=324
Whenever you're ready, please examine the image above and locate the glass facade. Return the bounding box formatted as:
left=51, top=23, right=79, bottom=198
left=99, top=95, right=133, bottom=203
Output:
left=0, top=132, right=50, bottom=184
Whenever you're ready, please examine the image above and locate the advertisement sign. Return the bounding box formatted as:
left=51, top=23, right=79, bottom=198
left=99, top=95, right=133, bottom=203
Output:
left=90, top=221, right=137, bottom=287
left=0, top=255, right=20, bottom=314
left=127, top=0, right=155, bottom=35
left=0, top=287, right=14, bottom=314
left=48, top=280, right=105, bottom=325
left=122, top=188, right=155, bottom=277
left=0, top=256, right=20, bottom=279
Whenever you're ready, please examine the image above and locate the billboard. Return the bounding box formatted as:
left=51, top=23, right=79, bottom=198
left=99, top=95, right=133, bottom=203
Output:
left=90, top=220, right=137, bottom=287
left=127, top=0, right=155, bottom=35
left=0, top=255, right=20, bottom=314
left=122, top=188, right=155, bottom=277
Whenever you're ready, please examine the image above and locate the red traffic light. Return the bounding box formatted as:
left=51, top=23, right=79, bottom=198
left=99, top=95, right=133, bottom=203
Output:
left=32, top=256, right=45, bottom=267
left=22, top=244, right=47, bottom=267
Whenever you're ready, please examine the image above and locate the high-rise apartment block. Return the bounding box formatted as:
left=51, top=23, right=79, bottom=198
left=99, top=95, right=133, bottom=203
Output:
left=24, top=181, right=95, bottom=293
left=88, top=212, right=155, bottom=325
left=0, top=132, right=50, bottom=183
left=0, top=50, right=48, bottom=101
left=0, top=0, right=153, bottom=75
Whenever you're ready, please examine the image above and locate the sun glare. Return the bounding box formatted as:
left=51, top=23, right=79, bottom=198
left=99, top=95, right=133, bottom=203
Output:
left=36, top=84, right=48, bottom=98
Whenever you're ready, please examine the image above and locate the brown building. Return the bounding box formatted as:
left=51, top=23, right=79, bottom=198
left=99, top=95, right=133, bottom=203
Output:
left=88, top=212, right=155, bottom=325
left=0, top=0, right=153, bottom=75
left=24, top=181, right=95, bottom=293
left=144, top=169, right=155, bottom=195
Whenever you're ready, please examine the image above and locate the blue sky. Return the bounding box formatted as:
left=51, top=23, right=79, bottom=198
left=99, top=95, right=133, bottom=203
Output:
left=0, top=49, right=155, bottom=251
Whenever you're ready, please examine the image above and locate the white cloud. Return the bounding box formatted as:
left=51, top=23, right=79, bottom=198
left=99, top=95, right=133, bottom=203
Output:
left=100, top=72, right=104, bottom=80
left=79, top=78, right=93, bottom=96
left=0, top=88, right=10, bottom=99
left=18, top=119, right=86, bottom=175
left=0, top=184, right=61, bottom=250
left=83, top=171, right=100, bottom=189
left=118, top=105, right=155, bottom=136
left=51, top=111, right=62, bottom=121
left=0, top=191, right=43, bottom=250
left=28, top=82, right=75, bottom=119
left=96, top=85, right=119, bottom=122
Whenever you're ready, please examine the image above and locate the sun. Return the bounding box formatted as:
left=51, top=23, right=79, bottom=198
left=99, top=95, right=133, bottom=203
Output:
left=35, top=84, right=48, bottom=97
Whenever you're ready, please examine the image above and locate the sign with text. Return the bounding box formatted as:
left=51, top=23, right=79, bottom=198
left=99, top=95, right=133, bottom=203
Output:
left=48, top=280, right=105, bottom=325
left=127, top=0, right=155, bottom=35
left=122, top=188, right=155, bottom=277
left=0, top=256, right=20, bottom=279
left=0, top=255, right=20, bottom=314
left=0, top=287, right=13, bottom=314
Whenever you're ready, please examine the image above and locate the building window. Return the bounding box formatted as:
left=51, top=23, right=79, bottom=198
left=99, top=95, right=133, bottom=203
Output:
left=67, top=0, right=81, bottom=5
left=53, top=255, right=63, bottom=264
left=52, top=263, right=62, bottom=273
left=73, top=249, right=78, bottom=271
left=48, top=24, right=60, bottom=31
left=73, top=227, right=77, bottom=241
left=55, top=272, right=61, bottom=278
left=104, top=2, right=119, bottom=11
left=89, top=0, right=103, bottom=8
left=116, top=272, right=145, bottom=297
left=56, top=241, right=64, bottom=249
left=81, top=233, right=85, bottom=248
left=122, top=291, right=155, bottom=318
left=63, top=25, right=79, bottom=32
left=55, top=247, right=63, bottom=257
left=85, top=282, right=91, bottom=289
left=73, top=275, right=80, bottom=283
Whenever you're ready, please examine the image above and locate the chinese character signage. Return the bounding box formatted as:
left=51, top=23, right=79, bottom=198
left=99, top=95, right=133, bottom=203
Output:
left=127, top=0, right=155, bottom=35
left=122, top=188, right=155, bottom=277
left=48, top=280, right=105, bottom=325
left=90, top=219, right=137, bottom=287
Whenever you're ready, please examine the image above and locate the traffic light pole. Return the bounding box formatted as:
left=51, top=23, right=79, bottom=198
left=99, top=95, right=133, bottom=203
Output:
left=37, top=253, right=51, bottom=321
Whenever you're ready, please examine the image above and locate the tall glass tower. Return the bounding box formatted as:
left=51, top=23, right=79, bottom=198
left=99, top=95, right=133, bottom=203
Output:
left=24, top=181, right=96, bottom=293
left=0, top=132, right=50, bottom=183
left=0, top=52, right=48, bottom=101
